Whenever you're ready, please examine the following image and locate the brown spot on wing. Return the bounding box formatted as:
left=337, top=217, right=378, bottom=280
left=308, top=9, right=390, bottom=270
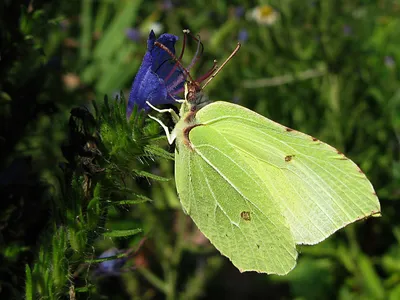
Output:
left=240, top=211, right=251, bottom=221
left=355, top=210, right=381, bottom=221
left=334, top=149, right=348, bottom=160
left=286, top=127, right=293, bottom=132
left=312, top=137, right=318, bottom=142
left=285, top=155, right=295, bottom=162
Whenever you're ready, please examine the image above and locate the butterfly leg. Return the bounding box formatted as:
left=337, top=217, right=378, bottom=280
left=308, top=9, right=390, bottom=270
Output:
left=148, top=114, right=176, bottom=145
left=168, top=92, right=185, bottom=104
left=146, top=101, right=180, bottom=123
left=169, top=94, right=185, bottom=104
left=168, top=93, right=185, bottom=104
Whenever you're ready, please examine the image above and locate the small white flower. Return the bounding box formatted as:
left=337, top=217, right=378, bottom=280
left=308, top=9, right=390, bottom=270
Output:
left=147, top=22, right=164, bottom=35
left=247, top=5, right=279, bottom=26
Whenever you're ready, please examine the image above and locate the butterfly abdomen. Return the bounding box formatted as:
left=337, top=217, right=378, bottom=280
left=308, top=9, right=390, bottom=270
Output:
left=175, top=108, right=203, bottom=151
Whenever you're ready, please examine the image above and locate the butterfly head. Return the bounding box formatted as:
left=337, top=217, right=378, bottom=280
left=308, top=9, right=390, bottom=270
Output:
left=184, top=81, right=210, bottom=112
left=184, top=80, right=201, bottom=103
left=148, top=30, right=241, bottom=114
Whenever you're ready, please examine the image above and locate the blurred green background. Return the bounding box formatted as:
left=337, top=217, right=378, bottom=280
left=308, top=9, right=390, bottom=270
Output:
left=1, top=0, right=400, bottom=299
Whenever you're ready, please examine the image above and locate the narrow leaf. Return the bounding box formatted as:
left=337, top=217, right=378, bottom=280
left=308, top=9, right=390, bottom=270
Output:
left=103, top=228, right=143, bottom=238
left=144, top=144, right=175, bottom=160
left=109, top=199, right=152, bottom=206
left=132, top=169, right=170, bottom=181
left=25, top=264, right=33, bottom=300
left=358, top=255, right=385, bottom=299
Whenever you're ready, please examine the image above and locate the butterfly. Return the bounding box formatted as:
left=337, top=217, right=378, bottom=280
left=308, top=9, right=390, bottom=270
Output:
left=145, top=33, right=381, bottom=275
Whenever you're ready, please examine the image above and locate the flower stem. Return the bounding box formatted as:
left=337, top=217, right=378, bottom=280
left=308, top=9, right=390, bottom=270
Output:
left=137, top=267, right=167, bottom=294
left=165, top=211, right=186, bottom=300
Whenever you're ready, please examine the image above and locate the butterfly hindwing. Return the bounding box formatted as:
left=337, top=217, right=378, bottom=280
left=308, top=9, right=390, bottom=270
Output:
left=175, top=121, right=297, bottom=275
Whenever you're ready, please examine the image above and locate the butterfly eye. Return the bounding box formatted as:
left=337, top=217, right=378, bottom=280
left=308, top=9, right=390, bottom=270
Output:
left=184, top=81, right=201, bottom=103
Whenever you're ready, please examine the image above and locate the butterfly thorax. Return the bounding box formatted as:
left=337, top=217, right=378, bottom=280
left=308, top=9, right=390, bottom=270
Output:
left=174, top=81, right=210, bottom=150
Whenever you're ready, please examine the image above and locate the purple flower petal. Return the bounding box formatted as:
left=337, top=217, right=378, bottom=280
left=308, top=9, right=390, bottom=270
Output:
left=235, top=6, right=245, bottom=18
left=127, top=30, right=186, bottom=117
left=97, top=248, right=126, bottom=275
left=125, top=28, right=141, bottom=42
left=162, top=0, right=173, bottom=11
left=238, top=29, right=249, bottom=42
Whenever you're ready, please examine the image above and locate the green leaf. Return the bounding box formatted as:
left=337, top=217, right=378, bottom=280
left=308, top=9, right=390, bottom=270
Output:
left=93, top=0, right=142, bottom=60
left=132, top=169, right=171, bottom=182
left=389, top=285, right=400, bottom=300
left=358, top=254, right=385, bottom=299
left=79, top=0, right=92, bottom=62
left=25, top=264, right=33, bottom=300
left=85, top=251, right=127, bottom=264
left=103, top=228, right=143, bottom=238
left=144, top=144, right=175, bottom=160
left=109, top=198, right=152, bottom=206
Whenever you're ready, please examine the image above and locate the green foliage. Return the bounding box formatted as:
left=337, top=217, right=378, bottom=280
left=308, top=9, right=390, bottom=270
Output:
left=15, top=94, right=172, bottom=298
left=1, top=0, right=399, bottom=299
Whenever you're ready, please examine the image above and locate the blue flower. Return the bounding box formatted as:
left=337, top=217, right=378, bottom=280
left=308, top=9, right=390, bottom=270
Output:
left=162, top=0, right=173, bottom=10
left=238, top=29, right=249, bottom=42
left=96, top=248, right=127, bottom=276
left=234, top=6, right=245, bottom=18
left=125, top=28, right=142, bottom=42
left=385, top=56, right=395, bottom=68
left=343, top=25, right=352, bottom=36
left=126, top=30, right=186, bottom=118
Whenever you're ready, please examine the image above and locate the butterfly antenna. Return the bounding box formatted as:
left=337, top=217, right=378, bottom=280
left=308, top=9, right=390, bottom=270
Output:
left=182, top=29, right=204, bottom=55
left=166, top=33, right=205, bottom=92
left=202, top=43, right=241, bottom=89
left=178, top=29, right=189, bottom=61
left=164, top=29, right=189, bottom=83
left=186, top=33, right=204, bottom=70
left=154, top=41, right=198, bottom=86
left=196, top=59, right=218, bottom=83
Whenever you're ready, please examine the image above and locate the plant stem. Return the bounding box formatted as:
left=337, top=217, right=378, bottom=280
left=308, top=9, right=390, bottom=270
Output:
left=165, top=211, right=186, bottom=300
left=137, top=267, right=167, bottom=294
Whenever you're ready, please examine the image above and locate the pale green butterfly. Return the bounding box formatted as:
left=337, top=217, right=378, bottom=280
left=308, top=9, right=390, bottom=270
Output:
left=147, top=39, right=381, bottom=275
